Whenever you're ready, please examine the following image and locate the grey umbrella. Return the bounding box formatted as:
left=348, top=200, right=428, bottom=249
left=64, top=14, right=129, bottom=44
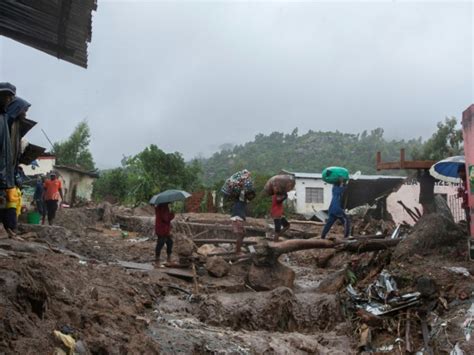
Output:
left=149, top=189, right=191, bottom=205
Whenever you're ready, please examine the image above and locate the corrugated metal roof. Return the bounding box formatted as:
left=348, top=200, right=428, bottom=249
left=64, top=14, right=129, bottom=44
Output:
left=287, top=171, right=406, bottom=180
left=0, top=0, right=97, bottom=68
left=55, top=165, right=99, bottom=178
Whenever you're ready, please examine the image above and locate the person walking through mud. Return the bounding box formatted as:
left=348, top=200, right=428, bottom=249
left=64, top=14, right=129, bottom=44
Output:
left=231, top=189, right=255, bottom=254
left=321, top=178, right=351, bottom=239
left=43, top=172, right=63, bottom=225
left=34, top=176, right=46, bottom=224
left=154, top=202, right=175, bottom=265
left=271, top=193, right=290, bottom=242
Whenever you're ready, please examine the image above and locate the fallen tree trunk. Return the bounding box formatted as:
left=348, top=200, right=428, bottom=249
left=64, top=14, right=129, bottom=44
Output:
left=174, top=221, right=320, bottom=239
left=252, top=238, right=402, bottom=266
left=288, top=220, right=324, bottom=226
left=194, top=238, right=258, bottom=245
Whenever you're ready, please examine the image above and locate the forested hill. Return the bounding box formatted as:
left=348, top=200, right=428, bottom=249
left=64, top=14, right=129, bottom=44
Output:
left=200, top=128, right=423, bottom=184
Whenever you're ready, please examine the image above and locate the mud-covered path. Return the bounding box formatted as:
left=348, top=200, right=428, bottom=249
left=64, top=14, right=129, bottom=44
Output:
left=0, top=208, right=358, bottom=354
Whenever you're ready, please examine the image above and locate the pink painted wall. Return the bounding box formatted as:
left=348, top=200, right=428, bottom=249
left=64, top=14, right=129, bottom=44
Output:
left=387, top=182, right=461, bottom=225
left=462, top=104, right=474, bottom=236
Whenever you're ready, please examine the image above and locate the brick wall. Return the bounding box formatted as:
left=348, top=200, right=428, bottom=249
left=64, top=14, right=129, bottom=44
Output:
left=185, top=191, right=216, bottom=213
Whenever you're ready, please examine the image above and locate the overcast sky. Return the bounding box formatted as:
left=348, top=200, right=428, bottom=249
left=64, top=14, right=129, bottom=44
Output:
left=0, top=0, right=472, bottom=168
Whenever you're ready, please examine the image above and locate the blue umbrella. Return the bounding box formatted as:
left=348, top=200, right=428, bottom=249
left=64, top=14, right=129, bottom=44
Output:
left=149, top=189, right=191, bottom=205
left=429, top=156, right=465, bottom=183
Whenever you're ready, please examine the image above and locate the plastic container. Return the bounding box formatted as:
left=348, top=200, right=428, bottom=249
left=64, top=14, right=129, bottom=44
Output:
left=27, top=211, right=41, bottom=225
left=322, top=167, right=349, bottom=184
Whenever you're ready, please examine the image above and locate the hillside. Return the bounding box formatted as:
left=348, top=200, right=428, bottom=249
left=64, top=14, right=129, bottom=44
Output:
left=200, top=128, right=423, bottom=184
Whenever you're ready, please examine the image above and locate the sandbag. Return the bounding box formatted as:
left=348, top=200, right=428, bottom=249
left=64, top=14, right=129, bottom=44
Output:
left=322, top=167, right=349, bottom=184
left=221, top=170, right=254, bottom=198
left=264, top=175, right=295, bottom=195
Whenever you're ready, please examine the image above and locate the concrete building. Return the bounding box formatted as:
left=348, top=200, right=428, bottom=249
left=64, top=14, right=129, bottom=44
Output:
left=387, top=179, right=462, bottom=225
left=287, top=171, right=463, bottom=224
left=20, top=155, right=56, bottom=176
left=54, top=166, right=98, bottom=205
left=288, top=172, right=405, bottom=215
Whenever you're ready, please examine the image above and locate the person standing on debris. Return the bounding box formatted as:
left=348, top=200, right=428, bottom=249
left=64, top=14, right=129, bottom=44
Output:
left=1, top=183, right=21, bottom=236
left=34, top=176, right=46, bottom=224
left=231, top=189, right=255, bottom=254
left=0, top=83, right=16, bottom=233
left=271, top=193, right=290, bottom=241
left=418, top=169, right=436, bottom=214
left=155, top=202, right=175, bottom=265
left=321, top=178, right=351, bottom=239
left=458, top=164, right=470, bottom=230
left=43, top=172, right=63, bottom=225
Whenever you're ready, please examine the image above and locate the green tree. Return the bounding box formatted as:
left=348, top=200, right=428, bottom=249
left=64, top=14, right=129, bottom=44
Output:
left=93, top=144, right=202, bottom=205
left=53, top=120, right=95, bottom=170
left=413, top=117, right=463, bottom=160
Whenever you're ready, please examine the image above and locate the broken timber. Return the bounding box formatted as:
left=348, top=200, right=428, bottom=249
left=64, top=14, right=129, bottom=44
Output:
left=376, top=148, right=436, bottom=171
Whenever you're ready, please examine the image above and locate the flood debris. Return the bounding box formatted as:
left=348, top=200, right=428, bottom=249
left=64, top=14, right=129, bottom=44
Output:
left=347, top=270, right=421, bottom=316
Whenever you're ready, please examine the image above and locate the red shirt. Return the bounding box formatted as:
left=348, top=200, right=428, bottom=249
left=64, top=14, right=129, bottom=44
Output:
left=155, top=204, right=175, bottom=236
left=271, top=195, right=285, bottom=218
left=43, top=179, right=62, bottom=201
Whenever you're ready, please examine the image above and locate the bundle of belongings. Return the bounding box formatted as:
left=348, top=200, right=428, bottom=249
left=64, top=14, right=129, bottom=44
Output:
left=322, top=166, right=349, bottom=184
left=263, top=174, right=295, bottom=195
left=221, top=169, right=254, bottom=199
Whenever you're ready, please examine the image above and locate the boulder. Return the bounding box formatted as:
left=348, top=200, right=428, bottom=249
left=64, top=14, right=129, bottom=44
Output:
left=173, top=233, right=196, bottom=257
left=205, top=256, right=230, bottom=277
left=247, top=261, right=295, bottom=291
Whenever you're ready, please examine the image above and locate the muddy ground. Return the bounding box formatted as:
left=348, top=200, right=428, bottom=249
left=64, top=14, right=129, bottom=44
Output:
left=0, top=207, right=473, bottom=354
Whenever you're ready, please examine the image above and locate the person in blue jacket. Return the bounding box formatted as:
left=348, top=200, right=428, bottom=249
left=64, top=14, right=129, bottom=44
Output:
left=321, top=178, right=351, bottom=239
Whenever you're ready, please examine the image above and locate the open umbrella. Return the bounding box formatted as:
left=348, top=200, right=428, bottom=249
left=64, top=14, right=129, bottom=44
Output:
left=429, top=155, right=465, bottom=183
left=149, top=189, right=191, bottom=205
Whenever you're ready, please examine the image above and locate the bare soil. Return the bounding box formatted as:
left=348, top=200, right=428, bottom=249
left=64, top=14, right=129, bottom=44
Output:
left=0, top=208, right=472, bottom=354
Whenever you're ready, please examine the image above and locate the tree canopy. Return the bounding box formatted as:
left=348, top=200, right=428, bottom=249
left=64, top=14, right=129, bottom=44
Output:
left=93, top=144, right=202, bottom=204
left=53, top=120, right=95, bottom=171
left=412, top=117, right=463, bottom=160
left=199, top=127, right=423, bottom=185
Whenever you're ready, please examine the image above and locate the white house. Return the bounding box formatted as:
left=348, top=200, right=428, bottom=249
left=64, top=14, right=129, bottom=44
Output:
left=55, top=165, right=98, bottom=204
left=288, top=171, right=406, bottom=215
left=20, top=155, right=56, bottom=176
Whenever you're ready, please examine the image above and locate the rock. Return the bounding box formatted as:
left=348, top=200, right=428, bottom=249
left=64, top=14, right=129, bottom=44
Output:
left=205, top=256, right=230, bottom=277
left=98, top=201, right=113, bottom=227
left=197, top=244, right=226, bottom=256
left=173, top=233, right=196, bottom=257
left=247, top=261, right=295, bottom=291
left=74, top=340, right=89, bottom=355
left=317, top=268, right=346, bottom=294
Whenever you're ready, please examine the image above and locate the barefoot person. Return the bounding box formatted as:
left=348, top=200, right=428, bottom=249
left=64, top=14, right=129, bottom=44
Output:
left=154, top=202, right=175, bottom=264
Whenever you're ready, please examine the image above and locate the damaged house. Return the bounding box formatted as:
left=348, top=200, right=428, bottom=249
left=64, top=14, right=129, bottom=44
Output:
left=285, top=171, right=462, bottom=224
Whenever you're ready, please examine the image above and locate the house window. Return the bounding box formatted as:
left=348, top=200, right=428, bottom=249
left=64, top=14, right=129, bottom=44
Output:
left=305, top=187, right=324, bottom=204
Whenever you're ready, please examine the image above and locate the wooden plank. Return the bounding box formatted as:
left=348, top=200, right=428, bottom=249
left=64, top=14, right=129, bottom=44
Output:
left=117, top=261, right=154, bottom=271
left=160, top=267, right=194, bottom=280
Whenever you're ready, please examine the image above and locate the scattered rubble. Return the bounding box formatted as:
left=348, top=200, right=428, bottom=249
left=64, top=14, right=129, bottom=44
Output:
left=0, top=206, right=473, bottom=354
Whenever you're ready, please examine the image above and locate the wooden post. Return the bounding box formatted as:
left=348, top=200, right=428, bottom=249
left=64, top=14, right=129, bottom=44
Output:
left=376, top=151, right=382, bottom=170
left=400, top=148, right=406, bottom=169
